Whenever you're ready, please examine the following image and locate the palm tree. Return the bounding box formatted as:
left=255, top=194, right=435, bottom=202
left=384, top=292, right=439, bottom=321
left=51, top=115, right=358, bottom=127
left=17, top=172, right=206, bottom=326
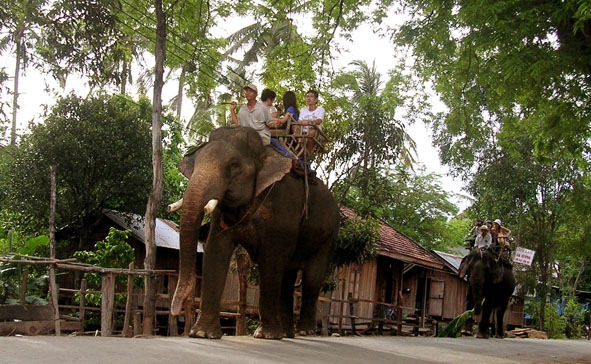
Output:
left=0, top=0, right=47, bottom=146
left=327, top=60, right=417, bottom=211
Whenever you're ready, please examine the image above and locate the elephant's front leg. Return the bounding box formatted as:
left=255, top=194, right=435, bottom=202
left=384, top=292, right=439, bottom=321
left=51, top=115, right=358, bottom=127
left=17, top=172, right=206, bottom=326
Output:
left=191, top=234, right=234, bottom=339
left=495, top=305, right=508, bottom=339
left=254, top=257, right=286, bottom=339
left=297, top=261, right=329, bottom=336
left=477, top=300, right=492, bottom=339
left=462, top=285, right=475, bottom=336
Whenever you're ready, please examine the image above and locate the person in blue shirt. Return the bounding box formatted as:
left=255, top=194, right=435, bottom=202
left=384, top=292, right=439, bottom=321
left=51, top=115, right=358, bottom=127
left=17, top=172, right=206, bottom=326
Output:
left=271, top=90, right=299, bottom=129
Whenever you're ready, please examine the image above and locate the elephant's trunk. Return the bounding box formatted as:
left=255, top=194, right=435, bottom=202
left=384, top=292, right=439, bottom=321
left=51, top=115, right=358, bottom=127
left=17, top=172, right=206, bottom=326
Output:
left=170, top=172, right=222, bottom=316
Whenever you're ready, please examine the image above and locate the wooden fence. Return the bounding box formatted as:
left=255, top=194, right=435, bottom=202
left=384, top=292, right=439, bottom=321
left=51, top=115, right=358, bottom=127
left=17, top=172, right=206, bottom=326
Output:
left=0, top=256, right=177, bottom=336
left=0, top=256, right=436, bottom=337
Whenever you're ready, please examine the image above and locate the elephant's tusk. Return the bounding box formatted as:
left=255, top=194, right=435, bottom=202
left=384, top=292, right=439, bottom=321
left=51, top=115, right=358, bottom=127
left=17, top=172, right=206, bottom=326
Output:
left=204, top=199, right=219, bottom=215
left=167, top=198, right=184, bottom=212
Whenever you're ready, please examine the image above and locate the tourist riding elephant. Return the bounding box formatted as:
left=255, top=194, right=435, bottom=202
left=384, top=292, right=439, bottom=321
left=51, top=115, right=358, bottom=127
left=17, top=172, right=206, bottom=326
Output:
left=459, top=248, right=516, bottom=338
left=169, top=126, right=340, bottom=340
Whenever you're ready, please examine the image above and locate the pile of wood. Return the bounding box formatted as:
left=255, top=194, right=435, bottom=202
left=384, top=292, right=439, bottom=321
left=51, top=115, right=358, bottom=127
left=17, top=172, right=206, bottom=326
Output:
left=508, top=327, right=548, bottom=339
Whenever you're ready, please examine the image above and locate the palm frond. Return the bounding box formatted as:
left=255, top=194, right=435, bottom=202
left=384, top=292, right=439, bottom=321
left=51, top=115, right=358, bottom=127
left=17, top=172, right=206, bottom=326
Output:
left=438, top=309, right=474, bottom=338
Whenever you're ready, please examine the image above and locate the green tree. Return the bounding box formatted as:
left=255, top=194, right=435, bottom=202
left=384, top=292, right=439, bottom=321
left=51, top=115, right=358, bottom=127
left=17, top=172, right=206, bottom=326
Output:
left=1, top=93, right=153, bottom=242
left=395, top=0, right=591, bottom=330
left=335, top=165, right=459, bottom=251
left=37, top=0, right=137, bottom=91
left=469, top=125, right=584, bottom=330
left=394, top=0, right=591, bottom=178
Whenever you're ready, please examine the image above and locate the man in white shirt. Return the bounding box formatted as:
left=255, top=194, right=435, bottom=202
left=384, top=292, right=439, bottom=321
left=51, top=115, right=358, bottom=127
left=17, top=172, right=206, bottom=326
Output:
left=474, top=225, right=492, bottom=250
left=230, top=84, right=272, bottom=145
left=299, top=89, right=325, bottom=156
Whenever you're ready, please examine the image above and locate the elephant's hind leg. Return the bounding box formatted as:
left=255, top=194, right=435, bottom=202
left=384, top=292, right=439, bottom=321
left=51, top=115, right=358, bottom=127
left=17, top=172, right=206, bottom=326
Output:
left=494, top=305, right=508, bottom=339
left=280, top=270, right=298, bottom=338
left=296, top=268, right=326, bottom=336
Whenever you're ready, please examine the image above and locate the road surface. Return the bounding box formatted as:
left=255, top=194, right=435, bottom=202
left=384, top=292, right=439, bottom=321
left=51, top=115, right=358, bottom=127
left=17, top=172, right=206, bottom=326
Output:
left=0, top=335, right=589, bottom=364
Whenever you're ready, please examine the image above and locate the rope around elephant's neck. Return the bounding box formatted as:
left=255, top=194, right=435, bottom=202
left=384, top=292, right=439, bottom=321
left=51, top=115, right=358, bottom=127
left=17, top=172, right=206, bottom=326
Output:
left=215, top=182, right=277, bottom=236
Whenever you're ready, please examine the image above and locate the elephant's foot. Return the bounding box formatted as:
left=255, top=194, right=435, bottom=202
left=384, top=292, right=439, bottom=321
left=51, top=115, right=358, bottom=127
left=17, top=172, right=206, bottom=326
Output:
left=297, top=329, right=316, bottom=337
left=253, top=325, right=283, bottom=340
left=495, top=333, right=505, bottom=339
left=460, top=330, right=473, bottom=337
left=476, top=332, right=490, bottom=339
left=189, top=319, right=223, bottom=339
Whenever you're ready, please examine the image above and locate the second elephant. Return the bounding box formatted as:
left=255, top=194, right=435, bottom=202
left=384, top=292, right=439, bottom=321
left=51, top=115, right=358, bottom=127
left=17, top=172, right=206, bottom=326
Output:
left=459, top=249, right=516, bottom=338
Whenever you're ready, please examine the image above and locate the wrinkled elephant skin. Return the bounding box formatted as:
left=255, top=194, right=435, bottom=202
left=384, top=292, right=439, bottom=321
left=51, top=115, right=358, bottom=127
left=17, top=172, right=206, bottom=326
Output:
left=460, top=249, right=516, bottom=339
left=170, top=126, right=339, bottom=340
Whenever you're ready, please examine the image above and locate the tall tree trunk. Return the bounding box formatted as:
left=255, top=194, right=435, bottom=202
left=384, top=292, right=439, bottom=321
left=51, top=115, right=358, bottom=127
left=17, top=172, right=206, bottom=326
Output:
left=572, top=259, right=587, bottom=293
left=121, top=60, right=129, bottom=95
left=143, top=0, right=166, bottom=336
left=11, top=24, right=24, bottom=146
left=49, top=165, right=61, bottom=335
left=176, top=65, right=186, bottom=120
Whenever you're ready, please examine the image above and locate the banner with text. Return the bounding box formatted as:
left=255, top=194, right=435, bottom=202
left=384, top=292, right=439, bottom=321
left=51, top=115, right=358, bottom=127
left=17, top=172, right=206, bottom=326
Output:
left=514, top=247, right=535, bottom=266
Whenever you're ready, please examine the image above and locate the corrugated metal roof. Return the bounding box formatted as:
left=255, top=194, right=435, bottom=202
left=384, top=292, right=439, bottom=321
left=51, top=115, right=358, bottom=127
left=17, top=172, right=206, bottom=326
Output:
left=432, top=250, right=464, bottom=273
left=341, top=206, right=444, bottom=270
left=103, top=210, right=203, bottom=252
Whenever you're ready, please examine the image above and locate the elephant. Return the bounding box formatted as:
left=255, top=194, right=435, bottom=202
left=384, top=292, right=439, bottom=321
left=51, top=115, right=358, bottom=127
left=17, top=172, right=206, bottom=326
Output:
left=169, top=126, right=340, bottom=340
left=459, top=248, right=516, bottom=339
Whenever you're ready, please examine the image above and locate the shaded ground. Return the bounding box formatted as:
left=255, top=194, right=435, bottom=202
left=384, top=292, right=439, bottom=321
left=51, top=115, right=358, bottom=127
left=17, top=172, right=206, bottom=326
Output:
left=0, top=335, right=589, bottom=364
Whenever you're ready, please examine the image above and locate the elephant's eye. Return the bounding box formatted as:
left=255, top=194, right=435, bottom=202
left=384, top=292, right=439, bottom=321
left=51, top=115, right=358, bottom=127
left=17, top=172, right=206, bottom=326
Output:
left=227, top=160, right=241, bottom=175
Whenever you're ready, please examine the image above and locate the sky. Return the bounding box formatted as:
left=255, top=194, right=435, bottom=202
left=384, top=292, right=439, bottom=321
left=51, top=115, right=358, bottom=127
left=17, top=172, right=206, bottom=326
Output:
left=1, top=11, right=471, bottom=212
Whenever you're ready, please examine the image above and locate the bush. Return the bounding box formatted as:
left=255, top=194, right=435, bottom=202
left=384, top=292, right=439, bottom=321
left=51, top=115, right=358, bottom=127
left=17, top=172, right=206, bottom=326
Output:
left=563, top=296, right=585, bottom=339
left=544, top=303, right=566, bottom=339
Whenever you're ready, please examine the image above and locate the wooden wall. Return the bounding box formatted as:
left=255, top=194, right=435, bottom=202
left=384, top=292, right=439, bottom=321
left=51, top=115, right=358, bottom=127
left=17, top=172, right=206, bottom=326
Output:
left=425, top=270, right=468, bottom=320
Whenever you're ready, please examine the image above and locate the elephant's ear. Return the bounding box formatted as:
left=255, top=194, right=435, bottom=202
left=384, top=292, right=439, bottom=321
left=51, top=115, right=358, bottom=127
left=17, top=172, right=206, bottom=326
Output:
left=255, top=146, right=293, bottom=195
left=178, top=143, right=207, bottom=178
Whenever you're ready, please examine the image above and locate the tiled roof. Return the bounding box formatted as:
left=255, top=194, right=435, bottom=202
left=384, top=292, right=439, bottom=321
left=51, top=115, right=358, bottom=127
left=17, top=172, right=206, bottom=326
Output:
left=341, top=206, right=444, bottom=270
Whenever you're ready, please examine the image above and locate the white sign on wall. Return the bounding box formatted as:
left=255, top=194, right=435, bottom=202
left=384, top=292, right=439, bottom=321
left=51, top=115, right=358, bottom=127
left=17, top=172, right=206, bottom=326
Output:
left=514, top=247, right=536, bottom=266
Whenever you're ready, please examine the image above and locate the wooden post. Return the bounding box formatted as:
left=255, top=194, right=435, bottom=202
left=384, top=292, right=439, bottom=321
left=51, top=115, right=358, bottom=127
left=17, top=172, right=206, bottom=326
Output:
left=397, top=291, right=403, bottom=336
left=133, top=311, right=142, bottom=336
left=349, top=298, right=357, bottom=336
left=168, top=274, right=179, bottom=336
left=122, top=262, right=134, bottom=337
left=79, top=279, right=87, bottom=333
left=235, top=251, right=248, bottom=335
left=101, top=273, right=115, bottom=336
left=49, top=165, right=61, bottom=336
left=20, top=271, right=27, bottom=305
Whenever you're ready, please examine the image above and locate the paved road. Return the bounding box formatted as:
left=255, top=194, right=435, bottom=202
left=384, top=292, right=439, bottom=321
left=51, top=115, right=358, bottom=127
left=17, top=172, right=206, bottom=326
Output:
left=1, top=335, right=589, bottom=364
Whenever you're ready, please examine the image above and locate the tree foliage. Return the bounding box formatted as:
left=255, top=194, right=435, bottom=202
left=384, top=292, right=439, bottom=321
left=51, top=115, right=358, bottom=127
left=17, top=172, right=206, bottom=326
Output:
left=395, top=0, right=591, bottom=177
left=1, top=93, right=153, bottom=236
left=333, top=216, right=380, bottom=268
left=394, top=0, right=591, bottom=329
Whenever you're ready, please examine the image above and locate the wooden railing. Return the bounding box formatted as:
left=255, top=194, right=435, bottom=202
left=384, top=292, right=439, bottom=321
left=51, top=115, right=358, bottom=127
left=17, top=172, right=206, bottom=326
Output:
left=270, top=118, right=329, bottom=160
left=0, top=256, right=176, bottom=337
left=319, top=296, right=434, bottom=337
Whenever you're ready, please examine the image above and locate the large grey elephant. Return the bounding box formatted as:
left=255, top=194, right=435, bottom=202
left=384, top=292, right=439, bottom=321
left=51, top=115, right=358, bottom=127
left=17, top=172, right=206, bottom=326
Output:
left=170, top=126, right=340, bottom=339
left=459, top=249, right=516, bottom=338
